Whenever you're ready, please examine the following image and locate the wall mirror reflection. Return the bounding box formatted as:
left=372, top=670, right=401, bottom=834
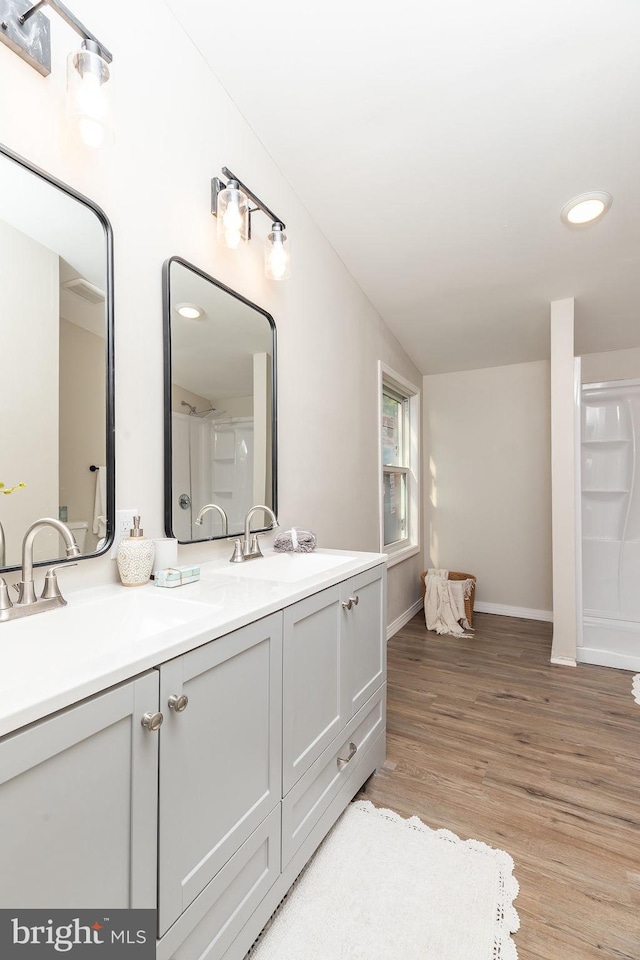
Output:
left=0, top=144, right=114, bottom=572
left=163, top=257, right=277, bottom=543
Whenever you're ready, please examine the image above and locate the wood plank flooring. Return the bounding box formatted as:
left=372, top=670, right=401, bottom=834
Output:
left=356, top=612, right=640, bottom=960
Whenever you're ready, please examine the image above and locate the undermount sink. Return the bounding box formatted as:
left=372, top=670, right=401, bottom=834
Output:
left=45, top=589, right=217, bottom=646
left=215, top=551, right=356, bottom=584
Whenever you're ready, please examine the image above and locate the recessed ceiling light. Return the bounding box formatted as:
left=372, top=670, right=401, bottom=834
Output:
left=176, top=303, right=204, bottom=319
left=561, top=191, right=612, bottom=227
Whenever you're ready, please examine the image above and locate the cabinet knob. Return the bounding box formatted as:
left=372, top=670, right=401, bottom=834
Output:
left=168, top=694, right=189, bottom=713
left=342, top=598, right=353, bottom=611
left=141, top=711, right=164, bottom=732
left=350, top=595, right=359, bottom=606
left=337, top=742, right=358, bottom=768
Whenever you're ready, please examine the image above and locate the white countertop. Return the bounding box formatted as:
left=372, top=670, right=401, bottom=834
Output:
left=0, top=548, right=386, bottom=739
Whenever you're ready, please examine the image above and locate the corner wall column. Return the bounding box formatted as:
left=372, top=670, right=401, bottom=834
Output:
left=550, top=297, right=577, bottom=664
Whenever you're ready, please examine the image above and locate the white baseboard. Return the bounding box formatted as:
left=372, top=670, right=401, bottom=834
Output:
left=387, top=598, right=423, bottom=640
left=550, top=655, right=577, bottom=667
left=474, top=601, right=553, bottom=622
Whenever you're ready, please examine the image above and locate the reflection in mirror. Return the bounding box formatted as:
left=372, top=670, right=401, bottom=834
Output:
left=163, top=258, right=277, bottom=543
left=0, top=144, right=114, bottom=571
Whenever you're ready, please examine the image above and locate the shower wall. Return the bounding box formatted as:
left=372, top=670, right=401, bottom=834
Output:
left=172, top=413, right=254, bottom=541
left=580, top=379, right=640, bottom=670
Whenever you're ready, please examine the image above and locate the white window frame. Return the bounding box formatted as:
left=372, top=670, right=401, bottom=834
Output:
left=378, top=361, right=420, bottom=567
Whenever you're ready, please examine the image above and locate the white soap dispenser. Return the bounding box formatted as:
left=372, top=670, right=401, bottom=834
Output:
left=117, top=515, right=155, bottom=587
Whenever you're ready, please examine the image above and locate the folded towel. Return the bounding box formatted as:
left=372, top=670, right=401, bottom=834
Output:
left=92, top=467, right=107, bottom=539
left=273, top=527, right=317, bottom=553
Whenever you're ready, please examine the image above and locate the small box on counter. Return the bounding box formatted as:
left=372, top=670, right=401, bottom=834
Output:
left=154, top=565, right=200, bottom=588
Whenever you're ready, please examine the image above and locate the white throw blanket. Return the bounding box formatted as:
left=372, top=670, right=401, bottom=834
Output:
left=424, top=568, right=474, bottom=637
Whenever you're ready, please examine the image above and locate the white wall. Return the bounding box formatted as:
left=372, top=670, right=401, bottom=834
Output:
left=581, top=346, right=640, bottom=384
left=59, top=317, right=106, bottom=552
left=0, top=0, right=423, bottom=624
left=423, top=359, right=552, bottom=616
left=0, top=220, right=59, bottom=567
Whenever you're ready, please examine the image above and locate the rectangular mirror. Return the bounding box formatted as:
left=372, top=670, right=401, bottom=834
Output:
left=163, top=257, right=277, bottom=543
left=0, top=143, right=114, bottom=571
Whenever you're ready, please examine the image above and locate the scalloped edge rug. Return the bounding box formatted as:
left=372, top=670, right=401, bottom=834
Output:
left=250, top=801, right=520, bottom=960
left=633, top=675, right=640, bottom=704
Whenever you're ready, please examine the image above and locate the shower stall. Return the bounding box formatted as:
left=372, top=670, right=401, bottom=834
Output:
left=172, top=411, right=254, bottom=541
left=579, top=378, right=640, bottom=671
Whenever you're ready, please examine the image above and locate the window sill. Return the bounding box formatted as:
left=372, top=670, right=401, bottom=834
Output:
left=384, top=544, right=420, bottom=568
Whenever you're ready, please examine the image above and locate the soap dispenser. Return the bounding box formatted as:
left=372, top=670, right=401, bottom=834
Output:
left=117, top=515, right=155, bottom=587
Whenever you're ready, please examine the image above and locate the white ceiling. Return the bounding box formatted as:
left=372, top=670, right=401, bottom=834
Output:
left=166, top=0, right=640, bottom=374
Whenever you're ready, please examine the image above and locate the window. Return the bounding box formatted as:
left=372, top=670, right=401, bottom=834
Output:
left=378, top=363, right=420, bottom=565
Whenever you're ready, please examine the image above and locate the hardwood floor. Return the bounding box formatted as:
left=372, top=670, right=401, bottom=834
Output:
left=356, top=611, right=640, bottom=960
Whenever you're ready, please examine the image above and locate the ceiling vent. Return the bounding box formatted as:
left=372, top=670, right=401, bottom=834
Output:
left=62, top=278, right=105, bottom=304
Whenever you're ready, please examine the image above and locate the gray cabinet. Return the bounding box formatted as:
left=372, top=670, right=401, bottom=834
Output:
left=157, top=613, right=283, bottom=936
left=282, top=568, right=386, bottom=794
left=342, top=566, right=386, bottom=717
left=282, top=587, right=348, bottom=794
left=0, top=671, right=159, bottom=909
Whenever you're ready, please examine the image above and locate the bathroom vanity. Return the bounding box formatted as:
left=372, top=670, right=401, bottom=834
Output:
left=0, top=549, right=386, bottom=960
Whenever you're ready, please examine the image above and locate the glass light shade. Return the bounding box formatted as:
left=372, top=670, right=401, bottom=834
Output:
left=67, top=45, right=113, bottom=149
left=265, top=223, right=291, bottom=280
left=216, top=182, right=249, bottom=249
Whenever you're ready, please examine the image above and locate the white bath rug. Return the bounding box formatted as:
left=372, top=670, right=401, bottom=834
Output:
left=250, top=801, right=520, bottom=960
left=633, top=674, right=640, bottom=704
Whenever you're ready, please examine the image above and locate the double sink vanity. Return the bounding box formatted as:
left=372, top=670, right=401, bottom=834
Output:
left=0, top=142, right=388, bottom=959
left=0, top=549, right=387, bottom=960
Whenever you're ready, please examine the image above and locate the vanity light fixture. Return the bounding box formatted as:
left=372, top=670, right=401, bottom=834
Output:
left=265, top=222, right=291, bottom=281
left=561, top=191, right=612, bottom=227
left=0, top=0, right=113, bottom=148
left=212, top=167, right=291, bottom=280
left=176, top=303, right=204, bottom=320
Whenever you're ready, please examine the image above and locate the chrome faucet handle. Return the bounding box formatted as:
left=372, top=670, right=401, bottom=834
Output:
left=41, top=563, right=78, bottom=600
left=0, top=578, right=13, bottom=611
left=228, top=538, right=245, bottom=563
left=249, top=533, right=265, bottom=557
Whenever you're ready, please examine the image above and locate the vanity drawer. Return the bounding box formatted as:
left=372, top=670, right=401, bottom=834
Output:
left=282, top=684, right=385, bottom=868
left=157, top=804, right=281, bottom=960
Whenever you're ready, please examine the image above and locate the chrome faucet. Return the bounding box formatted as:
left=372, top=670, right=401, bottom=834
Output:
left=0, top=518, right=81, bottom=622
left=229, top=504, right=279, bottom=562
left=195, top=503, right=229, bottom=536
left=0, top=520, right=5, bottom=567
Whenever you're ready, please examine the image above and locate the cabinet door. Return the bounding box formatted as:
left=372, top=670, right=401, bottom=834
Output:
left=342, top=565, right=386, bottom=717
left=158, top=613, right=282, bottom=935
left=0, top=671, right=159, bottom=909
left=282, top=586, right=348, bottom=794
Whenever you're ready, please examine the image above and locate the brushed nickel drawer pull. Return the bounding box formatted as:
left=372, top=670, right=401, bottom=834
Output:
left=168, top=694, right=189, bottom=712
left=342, top=599, right=353, bottom=611
left=141, top=711, right=163, bottom=732
left=337, top=742, right=358, bottom=768
left=350, top=595, right=359, bottom=606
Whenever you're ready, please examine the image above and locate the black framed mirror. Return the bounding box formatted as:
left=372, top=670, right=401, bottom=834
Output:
left=0, top=143, right=115, bottom=571
left=163, top=257, right=277, bottom=544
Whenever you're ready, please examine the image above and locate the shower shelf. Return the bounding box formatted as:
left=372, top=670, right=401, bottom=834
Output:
left=582, top=536, right=623, bottom=543
left=582, top=489, right=630, bottom=495
left=581, top=438, right=632, bottom=444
